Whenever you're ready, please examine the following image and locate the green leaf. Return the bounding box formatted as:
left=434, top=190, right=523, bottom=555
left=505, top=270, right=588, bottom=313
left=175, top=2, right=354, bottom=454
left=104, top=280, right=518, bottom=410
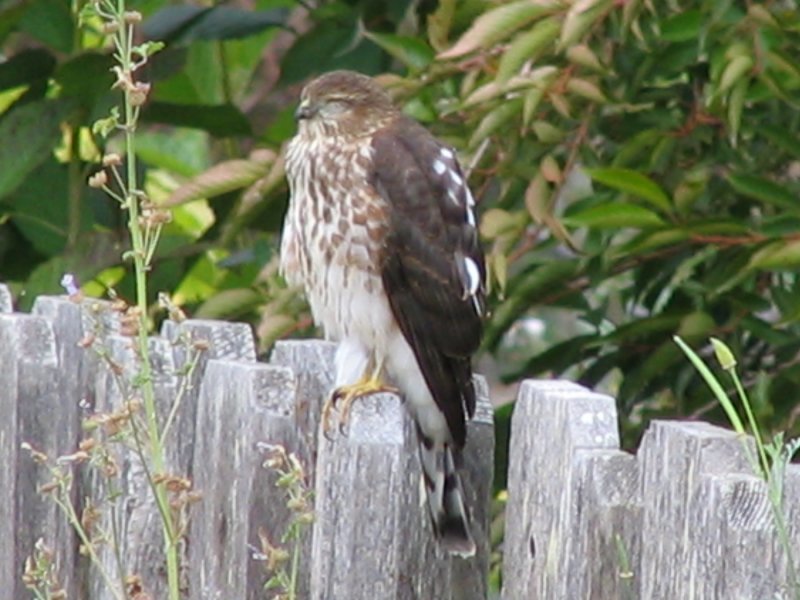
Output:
left=142, top=102, right=251, bottom=137
left=0, top=99, right=69, bottom=201
left=565, top=202, right=665, bottom=229
left=496, top=18, right=560, bottom=83
left=194, top=288, right=262, bottom=319
left=514, top=334, right=599, bottom=377
left=660, top=9, right=703, bottom=42
left=586, top=168, right=672, bottom=211
left=363, top=31, right=434, bottom=70
left=719, top=54, right=754, bottom=95
left=280, top=23, right=382, bottom=85
left=0, top=48, right=55, bottom=92
left=136, top=129, right=210, bottom=177
left=727, top=77, right=747, bottom=145
left=54, top=52, right=115, bottom=106
left=761, top=215, right=800, bottom=237
left=612, top=228, right=689, bottom=257
left=143, top=6, right=288, bottom=43
left=0, top=2, right=30, bottom=46
left=7, top=159, right=77, bottom=256
left=760, top=125, right=800, bottom=160
left=727, top=173, right=797, bottom=211
left=427, top=0, right=456, bottom=53
left=469, top=99, right=522, bottom=147
left=531, top=120, right=565, bottom=143
left=18, top=0, right=73, bottom=53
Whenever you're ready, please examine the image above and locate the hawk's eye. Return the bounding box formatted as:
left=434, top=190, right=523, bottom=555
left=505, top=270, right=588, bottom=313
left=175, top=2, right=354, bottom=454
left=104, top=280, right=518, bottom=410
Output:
left=319, top=97, right=350, bottom=119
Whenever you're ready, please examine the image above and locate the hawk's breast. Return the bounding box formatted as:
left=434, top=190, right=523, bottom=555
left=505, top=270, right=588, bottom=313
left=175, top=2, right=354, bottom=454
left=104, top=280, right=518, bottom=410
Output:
left=282, top=133, right=396, bottom=350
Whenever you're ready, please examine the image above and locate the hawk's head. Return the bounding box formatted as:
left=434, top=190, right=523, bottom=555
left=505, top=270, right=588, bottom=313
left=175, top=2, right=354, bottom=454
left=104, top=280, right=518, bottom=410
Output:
left=294, top=70, right=396, bottom=138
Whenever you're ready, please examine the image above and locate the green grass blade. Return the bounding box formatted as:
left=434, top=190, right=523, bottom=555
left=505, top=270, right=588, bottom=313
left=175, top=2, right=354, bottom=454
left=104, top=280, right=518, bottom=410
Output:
left=673, top=336, right=746, bottom=433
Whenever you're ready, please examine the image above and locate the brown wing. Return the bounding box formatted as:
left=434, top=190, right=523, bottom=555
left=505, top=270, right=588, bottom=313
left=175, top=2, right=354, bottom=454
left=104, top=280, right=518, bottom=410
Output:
left=370, top=118, right=485, bottom=448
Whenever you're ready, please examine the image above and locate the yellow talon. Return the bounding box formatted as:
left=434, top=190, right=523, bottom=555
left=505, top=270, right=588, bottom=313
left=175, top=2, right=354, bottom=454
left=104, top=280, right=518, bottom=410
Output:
left=322, top=373, right=398, bottom=436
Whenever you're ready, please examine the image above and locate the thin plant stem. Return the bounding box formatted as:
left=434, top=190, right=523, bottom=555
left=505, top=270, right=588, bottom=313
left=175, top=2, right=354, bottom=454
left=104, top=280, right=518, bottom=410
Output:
left=288, top=532, right=300, bottom=600
left=160, top=348, right=202, bottom=445
left=51, top=479, right=125, bottom=600
left=730, top=369, right=770, bottom=479
left=111, top=2, right=181, bottom=596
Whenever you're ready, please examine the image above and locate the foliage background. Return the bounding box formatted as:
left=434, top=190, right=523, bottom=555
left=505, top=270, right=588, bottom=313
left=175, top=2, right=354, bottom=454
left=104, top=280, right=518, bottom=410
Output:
left=2, top=0, right=800, bottom=477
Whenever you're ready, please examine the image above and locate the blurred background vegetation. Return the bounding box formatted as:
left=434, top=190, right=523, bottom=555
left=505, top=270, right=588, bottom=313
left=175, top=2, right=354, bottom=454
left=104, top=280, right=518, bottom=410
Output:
left=2, top=0, right=800, bottom=468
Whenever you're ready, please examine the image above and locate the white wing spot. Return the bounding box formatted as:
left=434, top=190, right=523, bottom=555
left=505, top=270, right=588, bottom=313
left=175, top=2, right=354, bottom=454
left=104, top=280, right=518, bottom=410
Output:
left=449, top=169, right=463, bottom=187
left=448, top=189, right=461, bottom=207
left=433, top=159, right=446, bottom=175
left=466, top=206, right=476, bottom=227
left=440, top=147, right=455, bottom=159
left=465, top=188, right=476, bottom=207
left=464, top=257, right=481, bottom=296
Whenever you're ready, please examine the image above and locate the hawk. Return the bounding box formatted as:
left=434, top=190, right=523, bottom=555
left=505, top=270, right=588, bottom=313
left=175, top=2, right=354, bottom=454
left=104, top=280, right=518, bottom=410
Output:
left=280, top=70, right=485, bottom=556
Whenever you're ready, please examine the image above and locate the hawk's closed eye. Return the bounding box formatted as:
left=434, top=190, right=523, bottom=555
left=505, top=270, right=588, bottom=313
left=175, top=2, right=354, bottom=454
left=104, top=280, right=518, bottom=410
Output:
left=318, top=98, right=349, bottom=118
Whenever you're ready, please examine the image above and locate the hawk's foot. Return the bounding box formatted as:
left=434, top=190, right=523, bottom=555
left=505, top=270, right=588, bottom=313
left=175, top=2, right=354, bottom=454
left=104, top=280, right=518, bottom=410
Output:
left=322, top=377, right=399, bottom=436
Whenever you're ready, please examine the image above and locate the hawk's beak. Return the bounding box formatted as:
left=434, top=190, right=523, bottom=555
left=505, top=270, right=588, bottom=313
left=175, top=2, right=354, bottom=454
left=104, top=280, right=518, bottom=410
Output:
left=295, top=101, right=313, bottom=121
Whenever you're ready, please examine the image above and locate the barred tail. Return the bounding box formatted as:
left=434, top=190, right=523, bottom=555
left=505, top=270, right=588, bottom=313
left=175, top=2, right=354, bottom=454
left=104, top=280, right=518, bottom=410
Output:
left=417, top=431, right=476, bottom=557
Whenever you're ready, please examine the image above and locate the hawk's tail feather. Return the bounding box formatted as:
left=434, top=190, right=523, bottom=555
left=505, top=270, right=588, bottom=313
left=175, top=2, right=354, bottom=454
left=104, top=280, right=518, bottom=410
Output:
left=417, top=430, right=476, bottom=558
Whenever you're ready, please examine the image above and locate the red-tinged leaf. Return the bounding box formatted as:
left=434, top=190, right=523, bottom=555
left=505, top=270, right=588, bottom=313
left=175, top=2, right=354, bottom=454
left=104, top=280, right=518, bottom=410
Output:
left=559, top=0, right=613, bottom=50
left=566, top=77, right=607, bottom=103
left=480, top=208, right=523, bottom=239
left=166, top=152, right=274, bottom=206
left=748, top=239, right=800, bottom=270
left=539, top=155, right=561, bottom=183
left=587, top=167, right=671, bottom=211
left=566, top=44, right=604, bottom=72
left=524, top=173, right=550, bottom=222
left=438, top=0, right=561, bottom=59
left=564, top=202, right=665, bottom=229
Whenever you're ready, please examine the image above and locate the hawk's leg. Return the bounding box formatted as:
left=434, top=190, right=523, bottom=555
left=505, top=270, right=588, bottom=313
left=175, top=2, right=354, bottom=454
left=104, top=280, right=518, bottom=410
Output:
left=322, top=358, right=398, bottom=435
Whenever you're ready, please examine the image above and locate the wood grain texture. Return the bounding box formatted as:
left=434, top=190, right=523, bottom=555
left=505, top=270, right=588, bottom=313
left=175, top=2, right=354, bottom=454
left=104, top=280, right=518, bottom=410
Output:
left=0, top=313, right=70, bottom=600
left=268, top=338, right=337, bottom=471
left=502, top=380, right=622, bottom=600
left=310, top=376, right=494, bottom=600
left=189, top=358, right=300, bottom=600
left=0, top=283, right=12, bottom=312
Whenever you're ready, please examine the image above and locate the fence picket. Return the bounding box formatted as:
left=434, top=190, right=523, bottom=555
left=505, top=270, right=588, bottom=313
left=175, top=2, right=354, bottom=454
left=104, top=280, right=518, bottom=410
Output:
left=1, top=290, right=797, bottom=599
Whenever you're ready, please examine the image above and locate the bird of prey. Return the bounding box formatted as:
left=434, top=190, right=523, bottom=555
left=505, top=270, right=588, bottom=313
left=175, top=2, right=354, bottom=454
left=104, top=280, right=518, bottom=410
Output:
left=280, top=70, right=485, bottom=556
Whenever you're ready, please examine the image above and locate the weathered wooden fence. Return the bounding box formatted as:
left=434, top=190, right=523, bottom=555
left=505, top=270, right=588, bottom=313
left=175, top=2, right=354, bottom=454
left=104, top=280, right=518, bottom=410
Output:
left=1, top=286, right=799, bottom=599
